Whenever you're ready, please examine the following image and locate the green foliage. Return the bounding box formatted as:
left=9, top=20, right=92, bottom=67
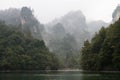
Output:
left=0, top=21, right=59, bottom=70
left=80, top=19, right=120, bottom=71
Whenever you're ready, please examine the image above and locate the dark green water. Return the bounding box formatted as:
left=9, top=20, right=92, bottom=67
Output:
left=0, top=71, right=120, bottom=80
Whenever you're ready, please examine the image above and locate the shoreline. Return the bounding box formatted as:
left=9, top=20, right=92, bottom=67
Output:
left=0, top=69, right=120, bottom=73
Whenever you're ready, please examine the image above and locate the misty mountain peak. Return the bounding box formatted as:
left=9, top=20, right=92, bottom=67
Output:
left=62, top=10, right=86, bottom=25
left=63, top=10, right=85, bottom=20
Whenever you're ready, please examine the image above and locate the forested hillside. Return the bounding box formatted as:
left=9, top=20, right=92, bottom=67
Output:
left=0, top=21, right=59, bottom=70
left=80, top=18, right=120, bottom=71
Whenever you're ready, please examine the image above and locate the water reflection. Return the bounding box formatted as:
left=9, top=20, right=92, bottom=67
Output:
left=81, top=71, right=120, bottom=80
left=0, top=71, right=120, bottom=80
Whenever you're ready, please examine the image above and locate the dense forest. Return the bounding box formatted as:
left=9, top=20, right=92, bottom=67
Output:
left=80, top=18, right=120, bottom=71
left=0, top=21, right=60, bottom=70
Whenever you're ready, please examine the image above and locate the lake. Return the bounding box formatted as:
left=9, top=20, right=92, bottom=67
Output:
left=0, top=70, right=120, bottom=80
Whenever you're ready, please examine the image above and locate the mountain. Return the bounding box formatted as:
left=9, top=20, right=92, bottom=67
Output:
left=45, top=10, right=90, bottom=48
left=45, top=10, right=108, bottom=51
left=54, top=11, right=87, bottom=34
left=46, top=10, right=87, bottom=34
left=0, top=7, right=44, bottom=40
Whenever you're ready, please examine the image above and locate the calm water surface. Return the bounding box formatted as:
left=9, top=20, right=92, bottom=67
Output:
left=0, top=71, right=120, bottom=80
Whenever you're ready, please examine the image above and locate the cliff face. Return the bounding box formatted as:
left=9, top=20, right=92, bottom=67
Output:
left=20, top=7, right=44, bottom=39
left=0, top=7, right=44, bottom=40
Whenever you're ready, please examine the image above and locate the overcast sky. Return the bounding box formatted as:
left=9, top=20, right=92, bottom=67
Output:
left=0, top=0, right=120, bottom=23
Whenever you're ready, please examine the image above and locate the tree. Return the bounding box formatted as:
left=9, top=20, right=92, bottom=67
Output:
left=80, top=19, right=120, bottom=71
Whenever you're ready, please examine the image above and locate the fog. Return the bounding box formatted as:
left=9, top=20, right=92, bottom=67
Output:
left=0, top=0, right=120, bottom=23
